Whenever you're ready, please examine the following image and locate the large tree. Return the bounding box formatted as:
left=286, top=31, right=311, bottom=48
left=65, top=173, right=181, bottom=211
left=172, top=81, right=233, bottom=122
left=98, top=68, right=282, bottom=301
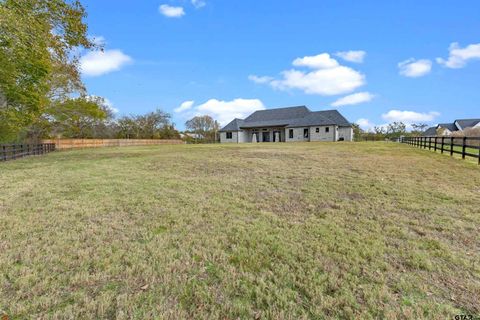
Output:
left=47, top=96, right=110, bottom=138
left=0, top=0, right=96, bottom=142
left=385, top=122, right=407, bottom=139
left=185, top=115, right=220, bottom=142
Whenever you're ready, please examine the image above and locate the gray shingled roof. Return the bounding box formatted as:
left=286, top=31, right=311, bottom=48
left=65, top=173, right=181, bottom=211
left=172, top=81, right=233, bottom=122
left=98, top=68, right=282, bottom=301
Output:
left=244, top=106, right=310, bottom=122
left=438, top=123, right=458, bottom=132
left=455, top=119, right=480, bottom=129
left=287, top=110, right=351, bottom=127
left=422, top=127, right=438, bottom=136
left=219, top=106, right=352, bottom=131
left=220, top=118, right=244, bottom=131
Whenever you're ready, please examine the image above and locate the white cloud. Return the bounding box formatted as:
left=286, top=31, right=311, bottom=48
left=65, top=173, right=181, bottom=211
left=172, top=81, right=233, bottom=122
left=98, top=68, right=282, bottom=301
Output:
left=335, top=50, right=366, bottom=63
left=398, top=59, right=432, bottom=77
left=437, top=42, right=480, bottom=69
left=159, top=4, right=185, bottom=18
left=250, top=53, right=366, bottom=96
left=248, top=75, right=274, bottom=84
left=174, top=100, right=194, bottom=113
left=293, top=53, right=339, bottom=69
left=191, top=0, right=206, bottom=8
left=382, top=110, right=440, bottom=123
left=356, top=118, right=375, bottom=131
left=175, top=98, right=265, bottom=125
left=80, top=50, right=132, bottom=77
left=331, top=92, right=374, bottom=107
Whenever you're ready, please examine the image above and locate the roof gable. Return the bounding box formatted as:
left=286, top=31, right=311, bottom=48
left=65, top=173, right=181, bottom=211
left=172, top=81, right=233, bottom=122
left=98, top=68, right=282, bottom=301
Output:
left=437, top=123, right=457, bottom=132
left=455, top=119, right=480, bottom=130
left=220, top=118, right=244, bottom=131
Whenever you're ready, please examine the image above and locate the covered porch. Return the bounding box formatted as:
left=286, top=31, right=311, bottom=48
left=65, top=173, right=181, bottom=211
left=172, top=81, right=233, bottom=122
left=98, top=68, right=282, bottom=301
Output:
left=241, top=127, right=286, bottom=143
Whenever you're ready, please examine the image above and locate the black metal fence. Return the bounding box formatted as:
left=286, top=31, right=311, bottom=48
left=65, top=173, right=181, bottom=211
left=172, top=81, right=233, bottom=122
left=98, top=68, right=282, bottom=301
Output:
left=401, top=136, right=480, bottom=165
left=1, top=143, right=56, bottom=162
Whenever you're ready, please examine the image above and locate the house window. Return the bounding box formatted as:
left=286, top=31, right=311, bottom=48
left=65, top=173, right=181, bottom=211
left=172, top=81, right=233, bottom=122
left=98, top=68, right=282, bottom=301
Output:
left=325, top=127, right=330, bottom=133
left=316, top=128, right=319, bottom=133
left=304, top=128, right=309, bottom=138
left=226, top=132, right=233, bottom=139
left=289, top=129, right=293, bottom=139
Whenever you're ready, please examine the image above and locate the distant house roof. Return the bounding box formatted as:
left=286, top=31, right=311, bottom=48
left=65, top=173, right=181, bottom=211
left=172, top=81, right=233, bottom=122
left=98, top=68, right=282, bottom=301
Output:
left=220, top=106, right=352, bottom=131
left=455, top=119, right=480, bottom=130
left=422, top=127, right=437, bottom=136
left=437, top=123, right=457, bottom=132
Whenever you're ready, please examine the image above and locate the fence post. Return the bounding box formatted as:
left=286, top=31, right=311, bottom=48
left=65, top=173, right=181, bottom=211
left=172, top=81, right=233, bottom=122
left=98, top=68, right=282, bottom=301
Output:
left=462, top=137, right=466, bottom=160
left=428, top=137, right=431, bottom=150
left=450, top=138, right=454, bottom=156
left=478, top=141, right=480, bottom=165
left=434, top=137, right=437, bottom=152
left=441, top=137, right=444, bottom=154
left=2, top=145, right=6, bottom=161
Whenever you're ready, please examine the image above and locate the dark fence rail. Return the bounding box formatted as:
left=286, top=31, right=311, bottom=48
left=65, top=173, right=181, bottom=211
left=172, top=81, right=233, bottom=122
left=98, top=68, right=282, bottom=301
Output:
left=401, top=136, right=480, bottom=165
left=1, top=143, right=56, bottom=162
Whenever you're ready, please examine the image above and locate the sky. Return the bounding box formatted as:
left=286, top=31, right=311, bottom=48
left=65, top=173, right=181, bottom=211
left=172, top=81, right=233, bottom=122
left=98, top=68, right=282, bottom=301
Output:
left=79, top=0, right=480, bottom=131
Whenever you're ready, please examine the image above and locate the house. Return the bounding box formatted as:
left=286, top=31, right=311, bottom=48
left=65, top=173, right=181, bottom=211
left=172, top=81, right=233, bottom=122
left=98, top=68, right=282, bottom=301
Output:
left=422, top=119, right=480, bottom=136
left=219, top=106, right=353, bottom=143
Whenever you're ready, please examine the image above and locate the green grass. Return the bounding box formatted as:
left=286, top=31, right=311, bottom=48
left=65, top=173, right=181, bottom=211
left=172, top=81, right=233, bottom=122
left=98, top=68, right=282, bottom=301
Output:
left=1, top=142, right=479, bottom=319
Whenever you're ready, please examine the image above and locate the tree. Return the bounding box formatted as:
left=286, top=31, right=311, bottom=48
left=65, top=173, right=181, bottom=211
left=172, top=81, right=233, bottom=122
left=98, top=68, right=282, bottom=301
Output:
left=385, top=122, right=406, bottom=139
left=47, top=96, right=109, bottom=138
left=115, top=109, right=178, bottom=139
left=185, top=115, right=220, bottom=142
left=411, top=123, right=428, bottom=136
left=0, top=0, right=96, bottom=142
left=351, top=123, right=364, bottom=141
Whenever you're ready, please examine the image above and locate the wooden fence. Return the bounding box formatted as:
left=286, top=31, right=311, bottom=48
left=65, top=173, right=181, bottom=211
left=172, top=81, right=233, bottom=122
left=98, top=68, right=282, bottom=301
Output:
left=401, top=136, right=480, bottom=165
left=41, top=139, right=184, bottom=150
left=1, top=143, right=56, bottom=162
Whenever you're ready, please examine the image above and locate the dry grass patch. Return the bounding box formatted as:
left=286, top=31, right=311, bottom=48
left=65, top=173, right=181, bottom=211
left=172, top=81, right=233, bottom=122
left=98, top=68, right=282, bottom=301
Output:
left=0, top=142, right=479, bottom=319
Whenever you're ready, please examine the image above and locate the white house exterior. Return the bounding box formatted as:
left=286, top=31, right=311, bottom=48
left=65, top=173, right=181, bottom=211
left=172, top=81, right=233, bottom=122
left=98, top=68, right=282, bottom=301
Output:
left=219, top=106, right=353, bottom=143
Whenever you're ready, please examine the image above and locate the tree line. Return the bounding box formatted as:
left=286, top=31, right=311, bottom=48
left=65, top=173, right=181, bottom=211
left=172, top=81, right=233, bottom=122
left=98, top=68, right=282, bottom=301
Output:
left=352, top=122, right=430, bottom=141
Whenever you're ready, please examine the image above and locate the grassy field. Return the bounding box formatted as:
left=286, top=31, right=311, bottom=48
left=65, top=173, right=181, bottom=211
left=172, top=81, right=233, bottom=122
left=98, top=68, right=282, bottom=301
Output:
left=1, top=142, right=479, bottom=319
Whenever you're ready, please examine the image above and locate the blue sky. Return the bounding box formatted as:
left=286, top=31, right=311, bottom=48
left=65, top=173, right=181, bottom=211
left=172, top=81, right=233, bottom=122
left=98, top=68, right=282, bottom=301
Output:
left=80, top=0, right=480, bottom=130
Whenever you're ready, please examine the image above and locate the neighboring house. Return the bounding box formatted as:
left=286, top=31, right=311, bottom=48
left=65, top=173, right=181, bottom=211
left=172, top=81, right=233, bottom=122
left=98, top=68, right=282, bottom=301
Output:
left=219, top=106, right=353, bottom=143
left=422, top=118, right=480, bottom=136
